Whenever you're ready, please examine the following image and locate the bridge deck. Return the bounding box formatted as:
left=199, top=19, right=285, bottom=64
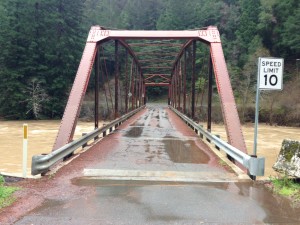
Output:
left=11, top=104, right=300, bottom=225
left=82, top=103, right=238, bottom=182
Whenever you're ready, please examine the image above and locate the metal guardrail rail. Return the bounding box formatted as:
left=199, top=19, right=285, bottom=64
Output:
left=31, top=106, right=145, bottom=175
left=169, top=106, right=265, bottom=176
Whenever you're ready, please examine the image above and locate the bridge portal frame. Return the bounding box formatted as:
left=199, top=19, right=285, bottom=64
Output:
left=52, top=26, right=247, bottom=156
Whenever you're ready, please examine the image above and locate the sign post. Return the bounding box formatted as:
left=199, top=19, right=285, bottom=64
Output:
left=23, top=124, right=28, bottom=178
left=253, top=57, right=284, bottom=156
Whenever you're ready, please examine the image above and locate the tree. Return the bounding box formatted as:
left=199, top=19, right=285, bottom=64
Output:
left=0, top=0, right=85, bottom=119
left=43, top=0, right=85, bottom=117
left=120, top=0, right=164, bottom=30
left=235, top=0, right=261, bottom=66
left=272, top=0, right=300, bottom=58
left=24, top=79, right=49, bottom=119
left=0, top=0, right=34, bottom=119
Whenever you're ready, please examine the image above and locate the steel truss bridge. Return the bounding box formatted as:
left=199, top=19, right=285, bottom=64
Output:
left=31, top=26, right=265, bottom=178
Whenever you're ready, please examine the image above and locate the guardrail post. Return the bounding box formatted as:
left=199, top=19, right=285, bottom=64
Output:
left=199, top=125, right=204, bottom=139
left=227, top=154, right=235, bottom=163
left=215, top=135, right=220, bottom=150
left=249, top=155, right=257, bottom=180
left=82, top=133, right=88, bottom=148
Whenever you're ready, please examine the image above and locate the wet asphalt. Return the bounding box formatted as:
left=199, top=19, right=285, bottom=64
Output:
left=15, top=104, right=300, bottom=224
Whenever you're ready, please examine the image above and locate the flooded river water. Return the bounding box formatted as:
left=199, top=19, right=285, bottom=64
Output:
left=0, top=119, right=299, bottom=179
left=205, top=123, right=300, bottom=179
left=0, top=120, right=95, bottom=176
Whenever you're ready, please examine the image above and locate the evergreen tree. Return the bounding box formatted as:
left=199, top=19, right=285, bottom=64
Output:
left=273, top=0, right=300, bottom=58
left=41, top=0, right=85, bottom=118
left=235, top=0, right=261, bottom=66
left=0, top=1, right=35, bottom=119
left=120, top=0, right=164, bottom=30
left=0, top=0, right=85, bottom=119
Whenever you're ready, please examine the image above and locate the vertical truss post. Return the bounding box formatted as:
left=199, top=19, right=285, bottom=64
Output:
left=136, top=68, right=139, bottom=108
left=207, top=55, right=213, bottom=132
left=172, top=76, right=175, bottom=107
left=174, top=65, right=177, bottom=109
left=125, top=50, right=129, bottom=113
left=135, top=64, right=138, bottom=109
left=139, top=71, right=142, bottom=107
left=183, top=50, right=187, bottom=114
left=178, top=62, right=181, bottom=110
left=168, top=85, right=171, bottom=105
left=174, top=64, right=177, bottom=109
left=191, top=40, right=196, bottom=119
left=114, top=40, right=119, bottom=119
left=140, top=73, right=143, bottom=105
left=135, top=66, right=138, bottom=109
left=143, top=82, right=146, bottom=105
left=176, top=63, right=180, bottom=109
left=94, top=46, right=99, bottom=129
left=170, top=77, right=173, bottom=106
left=131, top=62, right=135, bottom=110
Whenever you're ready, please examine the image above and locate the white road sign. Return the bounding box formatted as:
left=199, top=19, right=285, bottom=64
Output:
left=258, top=57, right=284, bottom=90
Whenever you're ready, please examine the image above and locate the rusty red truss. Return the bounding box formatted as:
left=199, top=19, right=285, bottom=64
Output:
left=53, top=26, right=247, bottom=160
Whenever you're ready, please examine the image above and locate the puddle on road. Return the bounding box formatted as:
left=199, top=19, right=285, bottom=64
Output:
left=125, top=126, right=143, bottom=137
left=70, top=179, right=300, bottom=224
left=164, top=139, right=209, bottom=164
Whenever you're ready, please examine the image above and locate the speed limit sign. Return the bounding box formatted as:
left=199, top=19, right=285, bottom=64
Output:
left=258, top=57, right=284, bottom=90
left=253, top=57, right=284, bottom=158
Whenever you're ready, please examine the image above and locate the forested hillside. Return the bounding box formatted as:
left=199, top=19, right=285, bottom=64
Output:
left=0, top=0, right=299, bottom=125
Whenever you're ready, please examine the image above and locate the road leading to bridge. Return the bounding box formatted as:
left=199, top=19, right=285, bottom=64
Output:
left=8, top=104, right=300, bottom=224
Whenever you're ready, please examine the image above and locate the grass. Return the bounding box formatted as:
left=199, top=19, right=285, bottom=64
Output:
left=269, top=175, right=300, bottom=200
left=0, top=175, right=19, bottom=209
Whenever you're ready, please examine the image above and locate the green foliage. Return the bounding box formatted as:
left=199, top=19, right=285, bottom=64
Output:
left=195, top=77, right=206, bottom=91
left=0, top=0, right=85, bottom=119
left=0, top=175, right=19, bottom=209
left=270, top=175, right=300, bottom=197
left=0, top=176, right=4, bottom=185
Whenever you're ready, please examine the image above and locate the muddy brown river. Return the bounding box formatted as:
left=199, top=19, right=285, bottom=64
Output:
left=205, top=123, right=300, bottom=179
left=0, top=120, right=95, bottom=176
left=0, top=119, right=299, bottom=179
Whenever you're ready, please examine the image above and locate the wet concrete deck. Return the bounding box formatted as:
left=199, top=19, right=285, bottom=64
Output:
left=81, top=103, right=238, bottom=182
left=13, top=104, right=300, bottom=224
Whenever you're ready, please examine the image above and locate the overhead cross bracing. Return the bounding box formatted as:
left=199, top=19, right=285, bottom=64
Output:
left=126, top=39, right=185, bottom=86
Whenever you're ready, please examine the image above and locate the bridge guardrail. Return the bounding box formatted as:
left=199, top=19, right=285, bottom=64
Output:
left=31, top=106, right=145, bottom=175
left=169, top=106, right=265, bottom=177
